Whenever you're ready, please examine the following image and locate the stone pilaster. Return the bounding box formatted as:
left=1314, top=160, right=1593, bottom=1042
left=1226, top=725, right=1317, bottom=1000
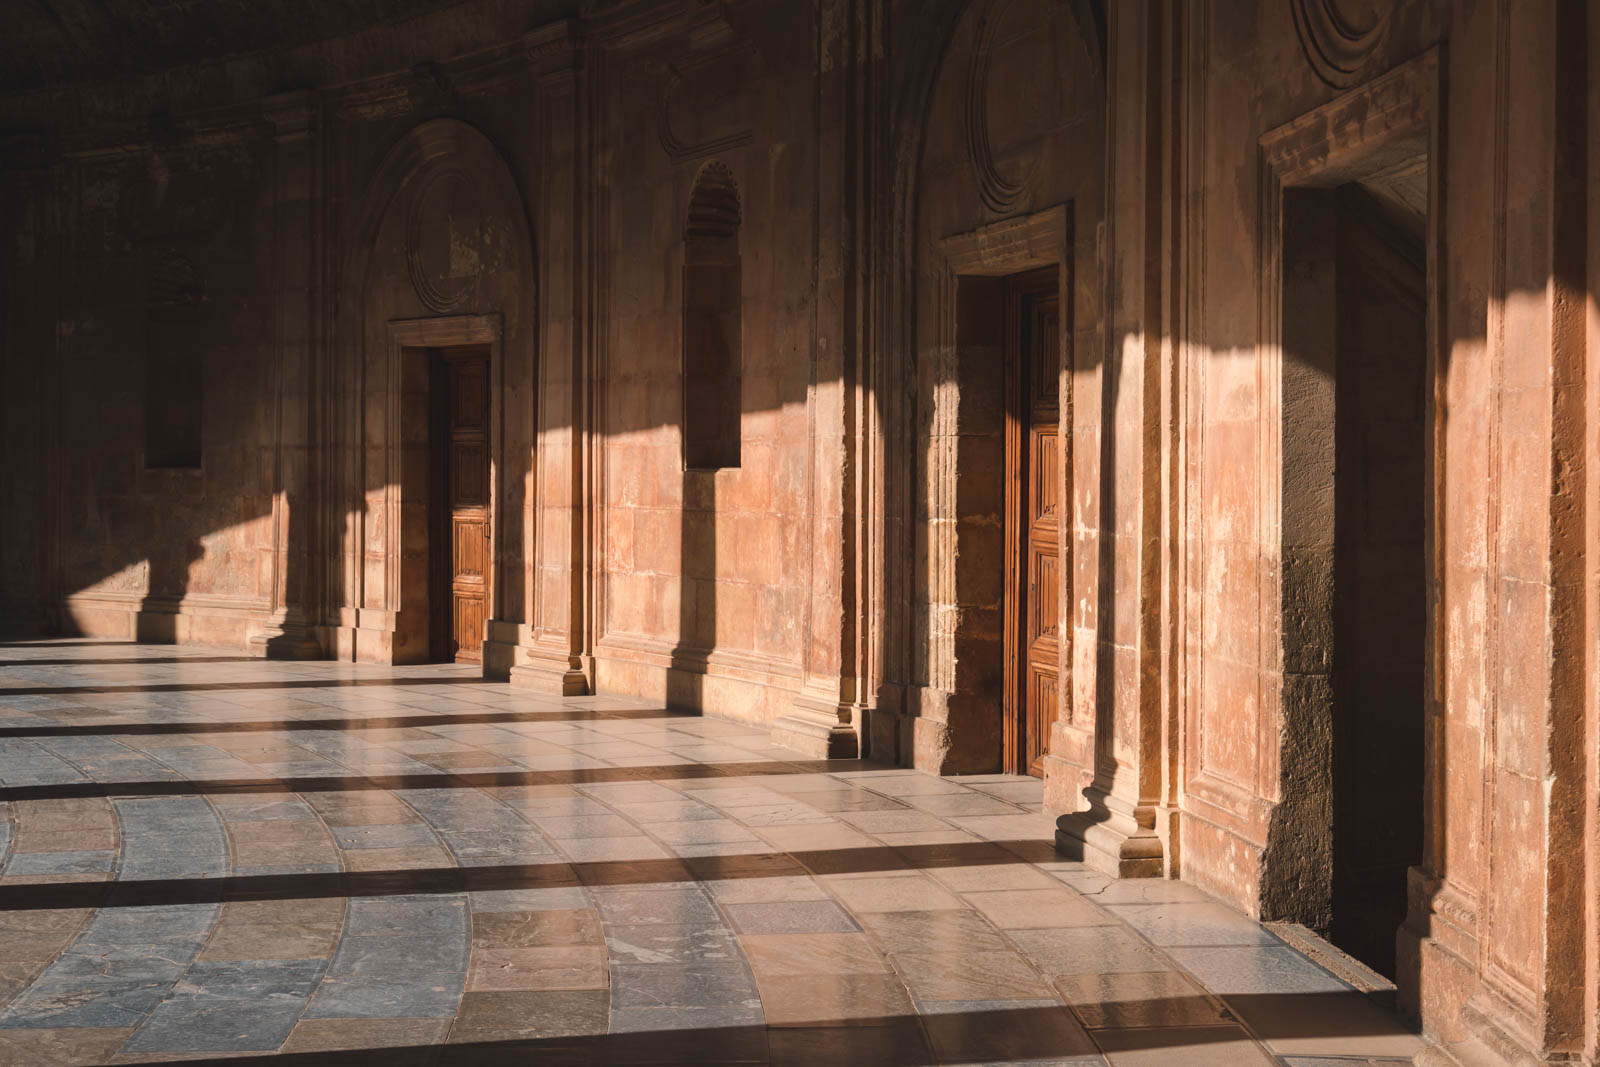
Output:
left=504, top=20, right=593, bottom=694
left=251, top=92, right=324, bottom=659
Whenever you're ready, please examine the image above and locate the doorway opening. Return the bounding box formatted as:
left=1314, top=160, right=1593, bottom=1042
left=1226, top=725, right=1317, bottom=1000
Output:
left=428, top=344, right=491, bottom=664
left=1003, top=266, right=1062, bottom=778
left=1281, top=149, right=1429, bottom=978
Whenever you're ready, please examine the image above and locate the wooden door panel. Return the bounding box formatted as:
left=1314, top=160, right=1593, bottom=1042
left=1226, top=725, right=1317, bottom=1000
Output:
left=1006, top=267, right=1063, bottom=776
left=432, top=345, right=491, bottom=664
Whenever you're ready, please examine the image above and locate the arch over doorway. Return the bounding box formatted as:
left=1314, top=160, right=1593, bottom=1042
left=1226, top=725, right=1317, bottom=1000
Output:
left=329, top=117, right=537, bottom=667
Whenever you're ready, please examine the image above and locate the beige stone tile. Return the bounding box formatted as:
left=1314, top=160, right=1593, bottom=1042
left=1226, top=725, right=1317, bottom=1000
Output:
left=857, top=908, right=1012, bottom=954
left=740, top=933, right=894, bottom=977
left=826, top=871, right=964, bottom=913
left=341, top=845, right=454, bottom=871
left=1013, top=924, right=1172, bottom=975
left=280, top=1018, right=450, bottom=1053
left=966, top=888, right=1115, bottom=929
left=468, top=946, right=608, bottom=991
left=926, top=858, right=1063, bottom=892
left=1092, top=1025, right=1277, bottom=1065
left=197, top=922, right=338, bottom=961
left=1056, top=970, right=1225, bottom=1028
left=757, top=973, right=914, bottom=1027
left=10, top=829, right=117, bottom=852
left=0, top=927, right=80, bottom=963
left=471, top=909, right=601, bottom=947
left=218, top=896, right=343, bottom=927
left=892, top=949, right=1055, bottom=1001
left=1231, top=991, right=1427, bottom=1059
left=922, top=1002, right=1101, bottom=1063
left=0, top=1026, right=133, bottom=1066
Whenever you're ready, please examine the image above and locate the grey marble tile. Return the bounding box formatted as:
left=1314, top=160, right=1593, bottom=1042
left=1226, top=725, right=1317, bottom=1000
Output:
left=604, top=923, right=745, bottom=966
left=608, top=963, right=761, bottom=1010
left=724, top=900, right=859, bottom=935
left=592, top=887, right=723, bottom=926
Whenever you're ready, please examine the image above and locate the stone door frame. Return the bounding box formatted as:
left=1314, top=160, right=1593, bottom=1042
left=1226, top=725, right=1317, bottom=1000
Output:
left=918, top=202, right=1074, bottom=773
left=383, top=313, right=504, bottom=663
left=1252, top=49, right=1444, bottom=928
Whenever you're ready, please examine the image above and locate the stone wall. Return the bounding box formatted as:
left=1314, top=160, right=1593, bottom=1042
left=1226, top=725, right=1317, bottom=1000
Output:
left=0, top=0, right=1596, bottom=1061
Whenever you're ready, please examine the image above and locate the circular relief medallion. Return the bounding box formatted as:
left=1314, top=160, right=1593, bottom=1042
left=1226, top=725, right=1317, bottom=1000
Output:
left=966, top=0, right=1089, bottom=215
left=1291, top=0, right=1395, bottom=88
left=405, top=167, right=486, bottom=314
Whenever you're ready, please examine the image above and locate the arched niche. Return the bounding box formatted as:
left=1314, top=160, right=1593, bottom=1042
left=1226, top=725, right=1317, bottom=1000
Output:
left=905, top=0, right=1106, bottom=778
left=331, top=118, right=537, bottom=666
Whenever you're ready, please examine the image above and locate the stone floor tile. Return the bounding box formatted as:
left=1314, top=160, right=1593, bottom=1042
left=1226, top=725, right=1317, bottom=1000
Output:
left=609, top=961, right=760, bottom=1010
left=303, top=974, right=466, bottom=1019
left=758, top=973, right=914, bottom=1026
left=895, top=950, right=1056, bottom=1002
left=767, top=1021, right=934, bottom=1066
left=828, top=871, right=965, bottom=913
left=451, top=988, right=608, bottom=1035
left=1224, top=990, right=1427, bottom=1059
left=558, top=836, right=674, bottom=863
left=0, top=1025, right=135, bottom=1066
left=740, top=933, right=894, bottom=978
left=919, top=999, right=1102, bottom=1063
left=723, top=899, right=859, bottom=934
left=1090, top=1024, right=1277, bottom=1065
left=1013, top=925, right=1173, bottom=977
left=471, top=908, right=601, bottom=947
left=1055, top=970, right=1225, bottom=1029
left=280, top=1016, right=450, bottom=1052
left=694, top=865, right=822, bottom=901
left=592, top=886, right=722, bottom=925
left=856, top=908, right=1013, bottom=955
left=196, top=922, right=338, bottom=961
left=1104, top=902, right=1286, bottom=948
left=467, top=946, right=608, bottom=991
left=604, top=922, right=744, bottom=965
left=966, top=888, right=1117, bottom=929
left=332, top=823, right=440, bottom=849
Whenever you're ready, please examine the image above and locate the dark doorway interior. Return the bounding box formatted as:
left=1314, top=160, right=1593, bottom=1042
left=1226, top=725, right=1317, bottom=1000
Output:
left=428, top=344, right=491, bottom=664
left=1329, top=180, right=1428, bottom=978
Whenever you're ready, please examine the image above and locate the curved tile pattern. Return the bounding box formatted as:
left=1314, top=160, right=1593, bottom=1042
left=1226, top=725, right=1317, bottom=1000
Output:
left=0, top=640, right=1431, bottom=1065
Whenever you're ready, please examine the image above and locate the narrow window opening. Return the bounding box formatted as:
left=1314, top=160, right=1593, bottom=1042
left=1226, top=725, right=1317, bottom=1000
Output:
left=683, top=161, right=741, bottom=471
left=143, top=249, right=204, bottom=470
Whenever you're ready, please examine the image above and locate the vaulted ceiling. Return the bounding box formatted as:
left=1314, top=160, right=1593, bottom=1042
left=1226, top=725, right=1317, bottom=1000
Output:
left=4, top=0, right=475, bottom=94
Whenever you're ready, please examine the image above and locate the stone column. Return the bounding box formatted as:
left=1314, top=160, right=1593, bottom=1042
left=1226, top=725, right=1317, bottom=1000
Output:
left=251, top=93, right=324, bottom=659
left=1053, top=0, right=1170, bottom=876
left=506, top=20, right=593, bottom=694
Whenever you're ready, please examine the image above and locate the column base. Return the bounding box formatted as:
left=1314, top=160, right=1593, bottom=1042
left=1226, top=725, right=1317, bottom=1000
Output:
left=509, top=646, right=590, bottom=696
left=771, top=687, right=859, bottom=759
left=249, top=611, right=325, bottom=660
left=1055, top=787, right=1164, bottom=877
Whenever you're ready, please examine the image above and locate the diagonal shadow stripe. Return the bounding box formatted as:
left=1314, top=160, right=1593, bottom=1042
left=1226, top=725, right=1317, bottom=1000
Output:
left=0, top=706, right=699, bottom=739
left=0, top=656, right=266, bottom=667
left=0, top=839, right=1057, bottom=911
left=5, top=998, right=1418, bottom=1065
left=0, top=675, right=494, bottom=698
left=0, top=759, right=863, bottom=803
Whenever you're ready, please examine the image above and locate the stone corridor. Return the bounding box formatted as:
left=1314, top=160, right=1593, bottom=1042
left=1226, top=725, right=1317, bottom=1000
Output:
left=0, top=640, right=1424, bottom=1065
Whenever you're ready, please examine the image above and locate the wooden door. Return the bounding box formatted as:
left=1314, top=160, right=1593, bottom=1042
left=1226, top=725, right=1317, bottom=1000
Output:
left=1005, top=268, right=1062, bottom=776
left=433, top=346, right=490, bottom=663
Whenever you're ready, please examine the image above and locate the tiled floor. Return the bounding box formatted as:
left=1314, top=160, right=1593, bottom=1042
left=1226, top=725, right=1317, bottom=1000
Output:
left=0, top=640, right=1429, bottom=1065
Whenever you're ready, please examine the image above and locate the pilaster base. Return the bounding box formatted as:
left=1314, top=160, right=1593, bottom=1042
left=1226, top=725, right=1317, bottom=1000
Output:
left=249, top=611, right=325, bottom=660
left=509, top=646, right=590, bottom=696
left=1055, top=788, right=1164, bottom=877
left=771, top=688, right=859, bottom=759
